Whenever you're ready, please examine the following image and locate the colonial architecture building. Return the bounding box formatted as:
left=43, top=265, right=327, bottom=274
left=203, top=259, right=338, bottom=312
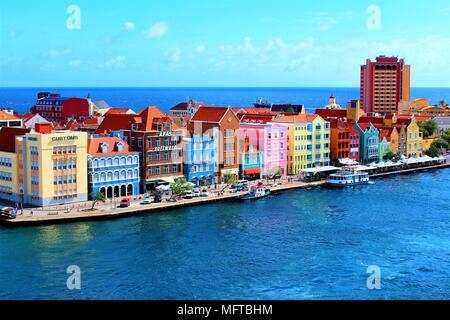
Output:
left=0, top=124, right=88, bottom=207
left=96, top=106, right=184, bottom=191
left=87, top=134, right=140, bottom=199
left=272, top=114, right=330, bottom=174
left=353, top=123, right=379, bottom=163
left=189, top=107, right=240, bottom=182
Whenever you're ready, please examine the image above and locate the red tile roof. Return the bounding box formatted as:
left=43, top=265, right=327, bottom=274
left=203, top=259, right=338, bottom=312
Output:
left=105, top=108, right=134, bottom=115
left=0, top=109, right=21, bottom=121
left=315, top=108, right=347, bottom=119
left=88, top=136, right=137, bottom=156
left=358, top=116, right=385, bottom=124
left=0, top=127, right=30, bottom=152
left=190, top=107, right=230, bottom=123
left=95, top=106, right=179, bottom=134
left=271, top=113, right=319, bottom=124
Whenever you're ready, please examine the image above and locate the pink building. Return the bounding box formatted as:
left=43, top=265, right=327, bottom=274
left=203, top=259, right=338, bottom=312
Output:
left=239, top=120, right=288, bottom=179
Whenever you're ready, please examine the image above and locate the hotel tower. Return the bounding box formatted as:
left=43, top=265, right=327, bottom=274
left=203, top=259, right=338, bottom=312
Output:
left=360, top=56, right=411, bottom=115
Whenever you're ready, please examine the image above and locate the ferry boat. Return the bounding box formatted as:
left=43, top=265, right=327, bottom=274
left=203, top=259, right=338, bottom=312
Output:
left=327, top=168, right=370, bottom=187
left=237, top=183, right=271, bottom=200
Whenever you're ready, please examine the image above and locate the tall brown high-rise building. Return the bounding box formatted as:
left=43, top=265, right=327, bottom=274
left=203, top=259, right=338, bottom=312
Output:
left=360, top=56, right=410, bottom=114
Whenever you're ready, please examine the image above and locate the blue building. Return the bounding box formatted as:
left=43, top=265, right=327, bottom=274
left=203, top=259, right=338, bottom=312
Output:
left=354, top=122, right=379, bottom=164
left=87, top=134, right=140, bottom=199
left=184, top=131, right=216, bottom=186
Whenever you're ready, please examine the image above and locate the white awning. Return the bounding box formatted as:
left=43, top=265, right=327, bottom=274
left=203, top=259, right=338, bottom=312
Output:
left=301, top=166, right=340, bottom=174
left=160, top=177, right=176, bottom=184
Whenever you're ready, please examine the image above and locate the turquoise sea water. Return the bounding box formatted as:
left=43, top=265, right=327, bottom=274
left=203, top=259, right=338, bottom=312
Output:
left=0, top=169, right=449, bottom=299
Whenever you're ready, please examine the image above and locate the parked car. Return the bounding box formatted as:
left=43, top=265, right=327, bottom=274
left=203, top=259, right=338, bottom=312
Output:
left=153, top=194, right=162, bottom=203
left=166, top=197, right=177, bottom=203
left=140, top=196, right=154, bottom=205
left=119, top=198, right=131, bottom=208
left=193, top=190, right=201, bottom=197
left=184, top=191, right=195, bottom=199
left=200, top=190, right=210, bottom=197
left=0, top=207, right=16, bottom=220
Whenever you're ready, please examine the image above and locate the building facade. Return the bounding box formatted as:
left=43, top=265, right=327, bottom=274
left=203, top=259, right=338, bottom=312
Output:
left=238, top=122, right=288, bottom=179
left=183, top=129, right=217, bottom=186
left=189, top=107, right=240, bottom=182
left=88, top=135, right=140, bottom=199
left=96, top=106, right=184, bottom=191
left=0, top=124, right=88, bottom=207
left=354, top=123, right=379, bottom=163
left=272, top=114, right=330, bottom=174
left=0, top=110, right=23, bottom=128
left=31, top=92, right=91, bottom=122
left=360, top=56, right=411, bottom=114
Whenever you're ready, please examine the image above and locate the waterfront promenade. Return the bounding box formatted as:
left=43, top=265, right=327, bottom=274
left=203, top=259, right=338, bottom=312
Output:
left=1, top=160, right=449, bottom=226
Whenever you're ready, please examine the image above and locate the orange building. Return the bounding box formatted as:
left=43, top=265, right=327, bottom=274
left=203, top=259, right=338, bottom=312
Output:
left=329, top=118, right=351, bottom=161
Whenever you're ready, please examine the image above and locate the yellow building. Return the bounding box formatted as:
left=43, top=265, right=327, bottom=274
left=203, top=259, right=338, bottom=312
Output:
left=272, top=114, right=330, bottom=174
left=405, top=119, right=423, bottom=158
left=0, top=125, right=88, bottom=207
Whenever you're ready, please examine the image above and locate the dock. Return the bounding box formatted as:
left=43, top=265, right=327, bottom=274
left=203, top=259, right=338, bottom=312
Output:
left=1, top=162, right=448, bottom=227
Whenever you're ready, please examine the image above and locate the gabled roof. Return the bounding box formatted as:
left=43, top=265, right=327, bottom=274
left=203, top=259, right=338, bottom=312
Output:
left=88, top=136, right=137, bottom=157
left=0, top=127, right=30, bottom=152
left=190, top=106, right=231, bottom=123
left=95, top=106, right=179, bottom=133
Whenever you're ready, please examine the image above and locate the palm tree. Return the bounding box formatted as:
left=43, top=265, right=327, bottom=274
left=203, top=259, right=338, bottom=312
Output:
left=438, top=100, right=448, bottom=108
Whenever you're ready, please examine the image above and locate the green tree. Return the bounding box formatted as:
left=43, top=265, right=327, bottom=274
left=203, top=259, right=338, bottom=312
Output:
left=426, top=145, right=441, bottom=158
left=383, top=151, right=395, bottom=161
left=90, top=191, right=106, bottom=211
left=432, top=139, right=449, bottom=150
left=223, top=174, right=237, bottom=185
left=418, top=120, right=438, bottom=138
left=170, top=178, right=192, bottom=197
left=438, top=100, right=448, bottom=108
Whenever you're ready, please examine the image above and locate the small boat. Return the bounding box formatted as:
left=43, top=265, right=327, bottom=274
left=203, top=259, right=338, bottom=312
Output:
left=237, top=183, right=271, bottom=200
left=327, top=168, right=370, bottom=187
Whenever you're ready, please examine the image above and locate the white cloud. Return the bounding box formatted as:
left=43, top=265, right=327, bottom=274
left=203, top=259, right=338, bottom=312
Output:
left=69, top=60, right=82, bottom=67
left=124, top=22, right=135, bottom=30
left=143, top=22, right=169, bottom=39
left=44, top=49, right=72, bottom=57
left=317, top=17, right=337, bottom=31
left=97, top=56, right=126, bottom=68
left=165, top=48, right=182, bottom=64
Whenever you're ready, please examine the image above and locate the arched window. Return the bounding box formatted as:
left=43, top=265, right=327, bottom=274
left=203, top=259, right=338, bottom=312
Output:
left=107, top=158, right=113, bottom=166
left=107, top=172, right=113, bottom=181
left=127, top=156, right=132, bottom=164
left=120, top=170, right=126, bottom=180
left=120, top=157, right=126, bottom=165
left=94, top=159, right=99, bottom=167
left=114, top=171, right=119, bottom=180
left=94, top=173, right=99, bottom=183
left=100, top=159, right=106, bottom=167
left=127, top=170, right=132, bottom=179
left=114, top=158, right=119, bottom=166
left=100, top=173, right=106, bottom=182
left=134, top=169, right=139, bottom=178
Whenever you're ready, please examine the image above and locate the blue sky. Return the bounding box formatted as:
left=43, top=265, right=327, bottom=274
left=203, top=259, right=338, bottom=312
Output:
left=1, top=0, right=450, bottom=87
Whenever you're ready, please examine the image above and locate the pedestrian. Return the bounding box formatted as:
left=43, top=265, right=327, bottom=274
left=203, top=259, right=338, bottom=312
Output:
left=30, top=210, right=33, bottom=217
